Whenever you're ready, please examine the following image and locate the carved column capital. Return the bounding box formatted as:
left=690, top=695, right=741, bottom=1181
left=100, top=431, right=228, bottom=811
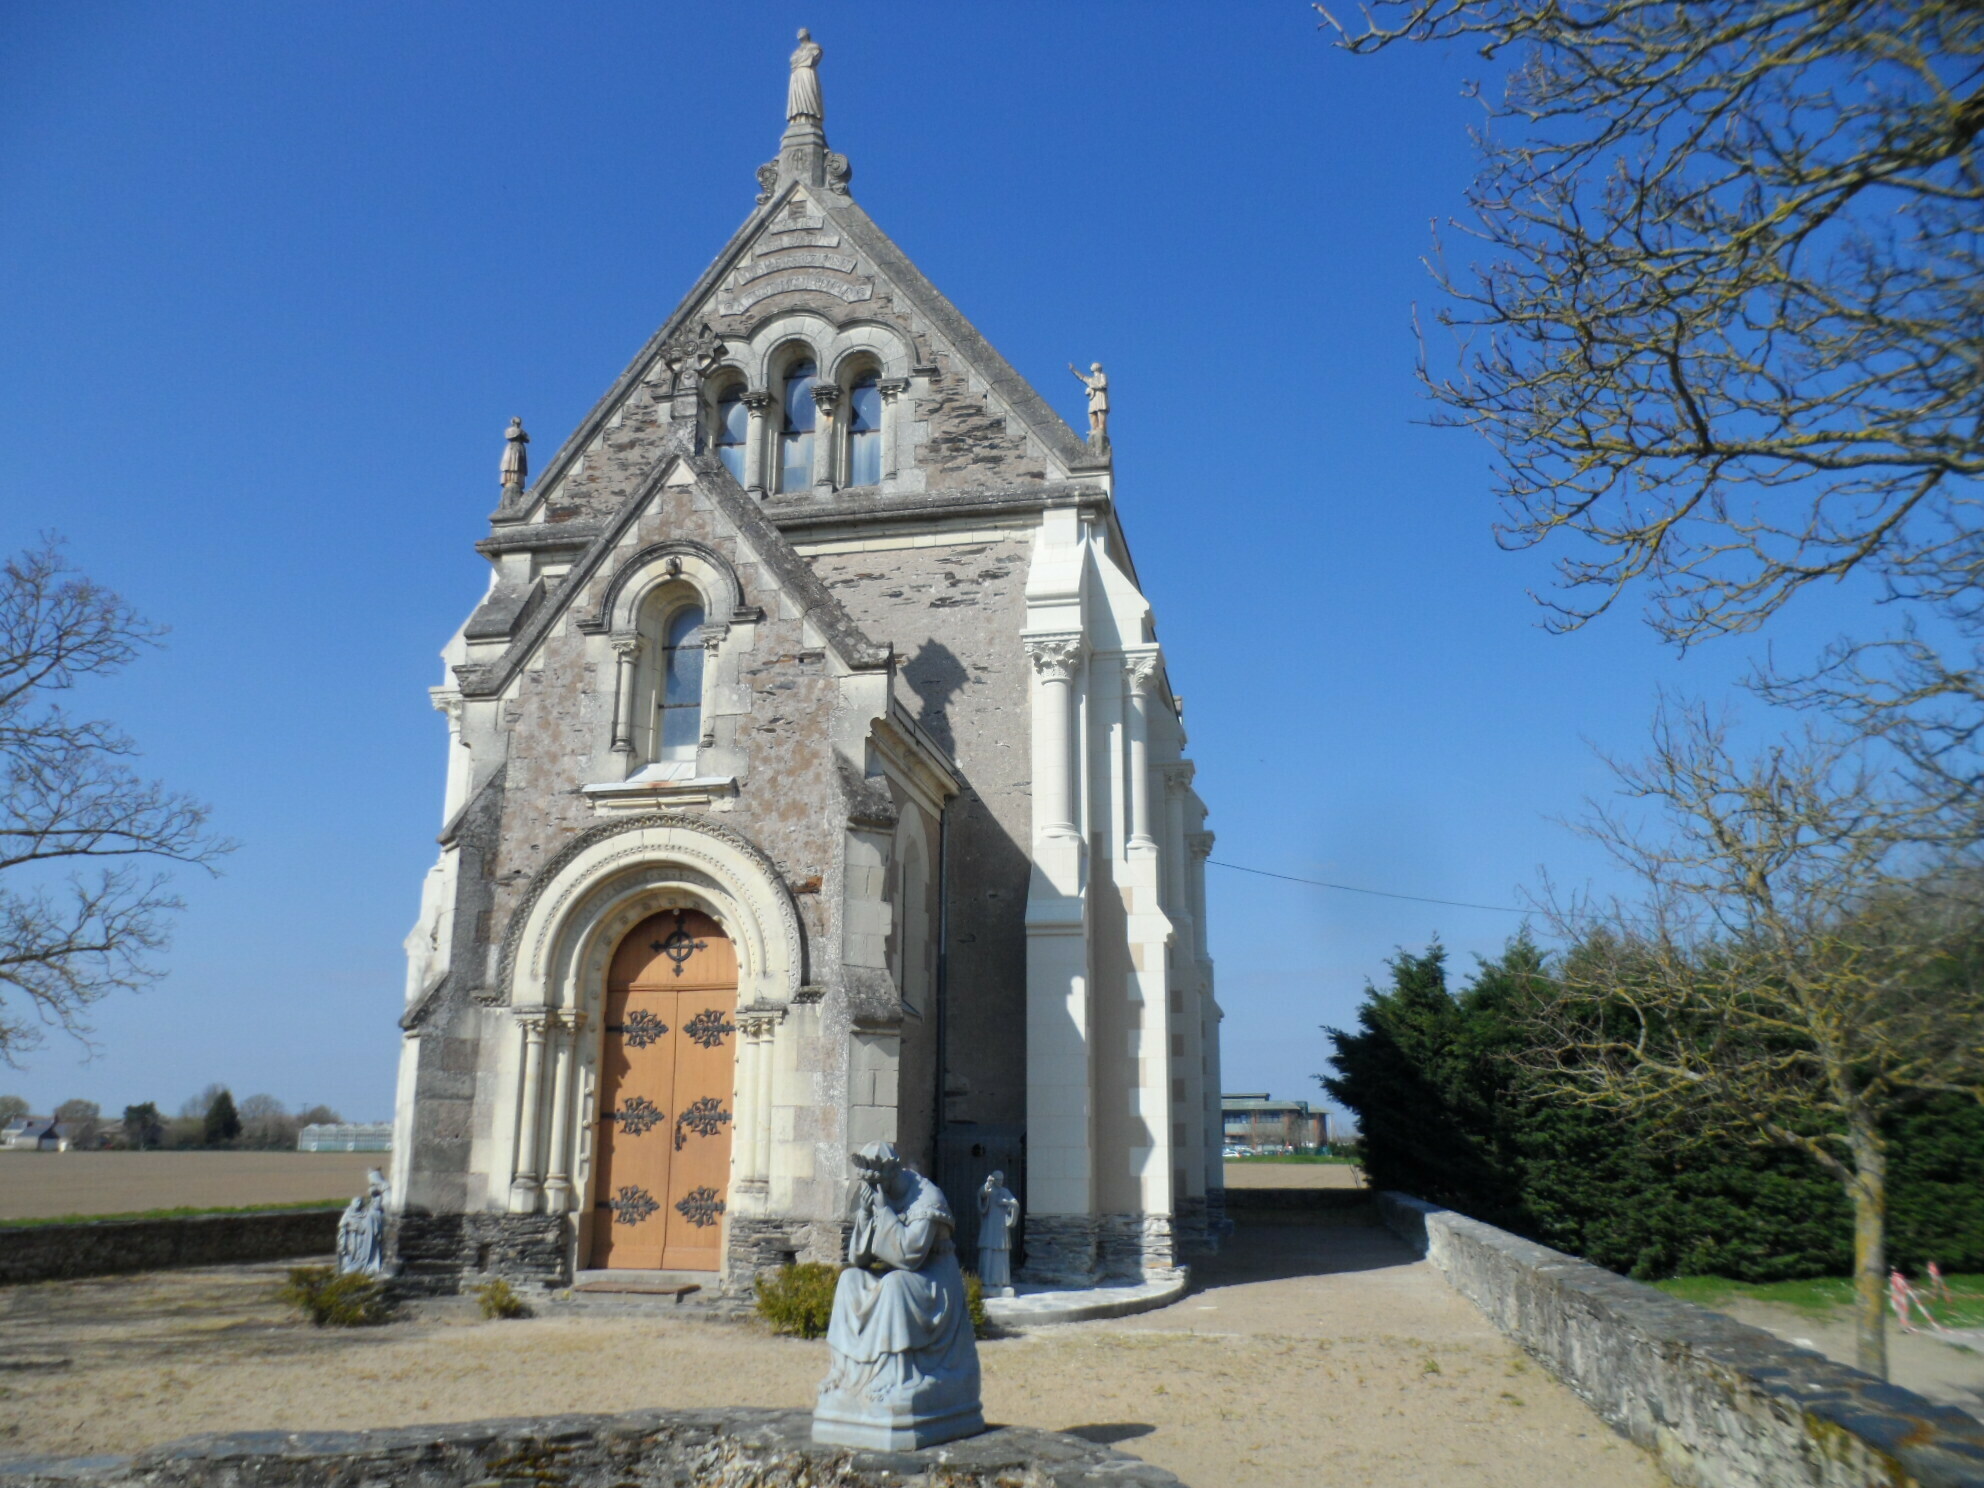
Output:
left=1161, top=761, right=1196, bottom=793
left=610, top=634, right=643, bottom=662
left=877, top=377, right=910, bottom=403
left=1124, top=651, right=1161, bottom=694
left=1024, top=634, right=1084, bottom=683
left=1186, top=830, right=1215, bottom=859
left=741, top=388, right=773, bottom=412
left=810, top=382, right=842, bottom=419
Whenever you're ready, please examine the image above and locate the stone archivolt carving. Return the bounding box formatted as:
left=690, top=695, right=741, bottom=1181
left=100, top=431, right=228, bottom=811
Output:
left=1024, top=635, right=1083, bottom=683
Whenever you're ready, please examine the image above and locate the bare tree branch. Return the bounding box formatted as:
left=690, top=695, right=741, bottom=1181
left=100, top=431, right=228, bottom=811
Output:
left=0, top=541, right=233, bottom=1062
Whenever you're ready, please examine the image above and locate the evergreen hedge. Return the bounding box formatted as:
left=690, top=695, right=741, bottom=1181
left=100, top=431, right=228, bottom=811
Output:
left=1324, top=941, right=1984, bottom=1281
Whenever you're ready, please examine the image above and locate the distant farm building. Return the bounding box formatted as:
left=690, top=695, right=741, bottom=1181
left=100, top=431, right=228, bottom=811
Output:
left=298, top=1122, right=393, bottom=1153
left=1221, top=1094, right=1327, bottom=1151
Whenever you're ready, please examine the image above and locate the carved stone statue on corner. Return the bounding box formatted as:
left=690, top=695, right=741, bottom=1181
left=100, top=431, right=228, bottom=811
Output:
left=1069, top=361, right=1109, bottom=447
left=500, top=416, right=529, bottom=496
left=787, top=28, right=824, bottom=126
left=813, top=1141, right=984, bottom=1450
left=977, top=1171, right=1019, bottom=1297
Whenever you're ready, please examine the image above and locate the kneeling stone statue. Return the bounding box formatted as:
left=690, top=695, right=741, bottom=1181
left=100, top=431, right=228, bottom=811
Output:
left=813, top=1141, right=984, bottom=1450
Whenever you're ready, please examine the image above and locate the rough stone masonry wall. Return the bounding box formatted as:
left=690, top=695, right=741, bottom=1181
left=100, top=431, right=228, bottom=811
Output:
left=0, top=1210, right=338, bottom=1286
left=1378, top=1192, right=1984, bottom=1488
left=0, top=1406, right=1190, bottom=1488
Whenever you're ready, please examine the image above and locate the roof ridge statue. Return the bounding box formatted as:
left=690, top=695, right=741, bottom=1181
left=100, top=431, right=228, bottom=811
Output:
left=787, top=28, right=823, bottom=126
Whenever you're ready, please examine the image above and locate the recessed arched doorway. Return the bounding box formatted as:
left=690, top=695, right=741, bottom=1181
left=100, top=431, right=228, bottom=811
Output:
left=589, top=907, right=737, bottom=1271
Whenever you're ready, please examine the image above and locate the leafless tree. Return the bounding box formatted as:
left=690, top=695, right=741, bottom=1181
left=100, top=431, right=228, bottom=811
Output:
left=1530, top=701, right=1984, bottom=1378
left=237, top=1092, right=296, bottom=1150
left=0, top=542, right=232, bottom=1061
left=1319, top=2, right=1984, bottom=788
left=52, top=1096, right=101, bottom=1149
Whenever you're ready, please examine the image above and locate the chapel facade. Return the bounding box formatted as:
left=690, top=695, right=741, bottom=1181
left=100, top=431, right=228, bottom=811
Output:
left=386, top=35, right=1220, bottom=1295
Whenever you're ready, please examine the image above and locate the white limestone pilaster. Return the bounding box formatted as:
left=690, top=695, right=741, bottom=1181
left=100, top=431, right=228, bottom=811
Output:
left=541, top=1012, right=583, bottom=1213
left=508, top=1010, right=549, bottom=1213
left=1123, top=651, right=1159, bottom=855
left=741, top=389, right=771, bottom=495
left=608, top=636, right=642, bottom=768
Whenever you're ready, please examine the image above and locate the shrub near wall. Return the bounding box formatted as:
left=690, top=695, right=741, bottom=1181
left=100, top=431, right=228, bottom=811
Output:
left=1325, top=941, right=1984, bottom=1281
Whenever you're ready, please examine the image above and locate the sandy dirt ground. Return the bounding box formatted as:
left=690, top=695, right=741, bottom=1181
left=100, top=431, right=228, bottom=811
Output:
left=1714, top=1297, right=1984, bottom=1422
left=0, top=1222, right=1665, bottom=1488
left=0, top=1152, right=383, bottom=1221
left=1221, top=1161, right=1365, bottom=1190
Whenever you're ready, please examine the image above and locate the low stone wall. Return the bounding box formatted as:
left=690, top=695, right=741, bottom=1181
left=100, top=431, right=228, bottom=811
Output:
left=0, top=1405, right=1189, bottom=1487
left=1378, top=1191, right=1984, bottom=1488
left=0, top=1209, right=338, bottom=1286
left=386, top=1211, right=570, bottom=1296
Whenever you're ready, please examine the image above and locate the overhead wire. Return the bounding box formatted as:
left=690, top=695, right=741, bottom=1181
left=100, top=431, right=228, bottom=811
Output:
left=1206, top=859, right=1529, bottom=915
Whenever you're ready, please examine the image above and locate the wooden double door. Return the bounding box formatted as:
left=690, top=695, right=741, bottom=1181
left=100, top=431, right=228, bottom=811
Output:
left=590, top=908, right=737, bottom=1271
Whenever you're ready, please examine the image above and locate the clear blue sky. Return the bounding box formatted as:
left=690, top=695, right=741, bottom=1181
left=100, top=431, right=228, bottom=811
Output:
left=0, top=5, right=1866, bottom=1123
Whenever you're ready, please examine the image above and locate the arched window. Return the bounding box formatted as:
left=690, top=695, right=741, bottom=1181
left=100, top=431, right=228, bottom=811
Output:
left=778, top=359, right=816, bottom=494
left=713, top=385, right=747, bottom=483
left=847, top=371, right=882, bottom=487
left=656, top=604, right=705, bottom=763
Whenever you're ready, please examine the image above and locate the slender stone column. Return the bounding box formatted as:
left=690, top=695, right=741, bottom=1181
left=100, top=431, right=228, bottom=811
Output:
left=741, top=389, right=771, bottom=495
left=809, top=381, right=841, bottom=492
left=1026, top=636, right=1083, bottom=841
left=878, top=379, right=908, bottom=482
left=737, top=1008, right=781, bottom=1195
left=1124, top=653, right=1160, bottom=853
left=508, top=1012, right=549, bottom=1213
left=541, top=1012, right=584, bottom=1213
left=609, top=636, right=642, bottom=767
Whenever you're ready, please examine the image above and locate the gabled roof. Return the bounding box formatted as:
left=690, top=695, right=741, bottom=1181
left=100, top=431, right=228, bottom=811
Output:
left=456, top=436, right=891, bottom=702
left=495, top=119, right=1100, bottom=529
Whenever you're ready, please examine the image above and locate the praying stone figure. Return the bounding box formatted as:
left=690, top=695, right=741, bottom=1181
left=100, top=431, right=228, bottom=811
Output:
left=976, top=1171, right=1019, bottom=1297
left=813, top=1141, right=984, bottom=1450
left=335, top=1184, right=387, bottom=1277
left=1068, top=361, right=1109, bottom=446
left=787, top=28, right=824, bottom=126
left=500, top=416, right=529, bottom=495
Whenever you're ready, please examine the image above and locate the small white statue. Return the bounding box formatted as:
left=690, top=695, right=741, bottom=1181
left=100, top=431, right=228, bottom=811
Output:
left=336, top=1171, right=390, bottom=1277
left=976, top=1171, right=1019, bottom=1297
left=787, top=28, right=823, bottom=125
left=814, top=1142, right=984, bottom=1450
left=335, top=1196, right=367, bottom=1274
left=1068, top=362, right=1109, bottom=445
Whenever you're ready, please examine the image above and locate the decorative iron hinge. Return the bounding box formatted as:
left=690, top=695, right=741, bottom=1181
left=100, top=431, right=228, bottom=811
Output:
left=674, top=1096, right=733, bottom=1150
left=675, top=1186, right=724, bottom=1228
left=684, top=1007, right=736, bottom=1048
left=605, top=1095, right=664, bottom=1137
left=606, top=1008, right=667, bottom=1048
left=600, top=1185, right=660, bottom=1226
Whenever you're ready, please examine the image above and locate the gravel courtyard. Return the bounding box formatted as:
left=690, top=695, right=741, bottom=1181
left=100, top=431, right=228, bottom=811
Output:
left=0, top=1219, right=1664, bottom=1488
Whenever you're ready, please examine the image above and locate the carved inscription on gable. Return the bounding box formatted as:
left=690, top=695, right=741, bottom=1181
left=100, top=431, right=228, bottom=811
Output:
left=717, top=272, right=874, bottom=316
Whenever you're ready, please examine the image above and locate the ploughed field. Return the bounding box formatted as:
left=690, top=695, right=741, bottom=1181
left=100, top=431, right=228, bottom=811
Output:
left=0, top=1152, right=380, bottom=1222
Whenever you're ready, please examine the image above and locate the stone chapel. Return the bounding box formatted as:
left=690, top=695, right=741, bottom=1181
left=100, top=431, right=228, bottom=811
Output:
left=386, top=33, right=1220, bottom=1297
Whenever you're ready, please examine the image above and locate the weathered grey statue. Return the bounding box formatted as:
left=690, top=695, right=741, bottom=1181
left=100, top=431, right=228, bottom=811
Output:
left=976, top=1171, right=1019, bottom=1297
left=1068, top=362, right=1109, bottom=445
left=787, top=28, right=823, bottom=125
left=500, top=416, right=529, bottom=495
left=813, top=1142, right=983, bottom=1450
left=335, top=1175, right=388, bottom=1277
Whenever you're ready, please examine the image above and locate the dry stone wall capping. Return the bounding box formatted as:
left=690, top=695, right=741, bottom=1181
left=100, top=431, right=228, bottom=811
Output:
left=0, top=1406, right=1190, bottom=1488
left=0, top=1210, right=338, bottom=1286
left=1378, top=1191, right=1984, bottom=1488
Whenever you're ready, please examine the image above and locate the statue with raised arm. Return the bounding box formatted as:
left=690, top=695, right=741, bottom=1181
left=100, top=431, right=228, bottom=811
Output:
left=500, top=417, right=529, bottom=495
left=1069, top=361, right=1109, bottom=445
left=787, top=28, right=824, bottom=126
left=813, top=1142, right=984, bottom=1450
left=976, top=1170, right=1019, bottom=1297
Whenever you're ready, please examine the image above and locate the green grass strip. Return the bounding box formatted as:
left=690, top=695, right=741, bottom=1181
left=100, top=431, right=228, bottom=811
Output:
left=1656, top=1272, right=1984, bottom=1326
left=1224, top=1152, right=1362, bottom=1165
left=0, top=1199, right=347, bottom=1230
